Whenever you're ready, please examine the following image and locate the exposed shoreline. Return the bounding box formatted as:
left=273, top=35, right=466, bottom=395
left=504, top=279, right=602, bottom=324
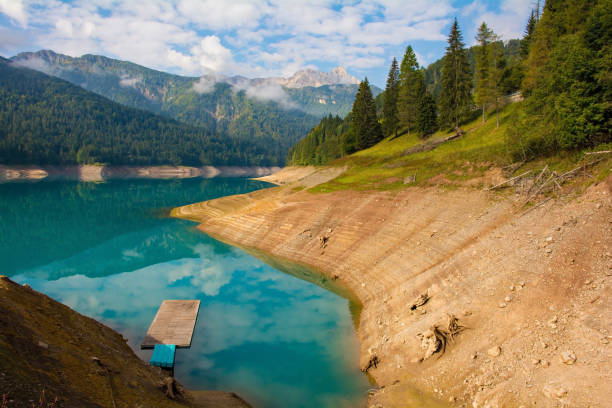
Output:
left=0, top=164, right=281, bottom=183
left=173, top=166, right=612, bottom=407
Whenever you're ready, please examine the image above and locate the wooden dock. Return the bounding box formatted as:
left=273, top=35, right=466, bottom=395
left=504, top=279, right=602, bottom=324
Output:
left=141, top=300, right=200, bottom=348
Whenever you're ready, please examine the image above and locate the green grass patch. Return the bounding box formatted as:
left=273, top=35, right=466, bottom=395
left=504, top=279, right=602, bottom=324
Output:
left=309, top=102, right=611, bottom=193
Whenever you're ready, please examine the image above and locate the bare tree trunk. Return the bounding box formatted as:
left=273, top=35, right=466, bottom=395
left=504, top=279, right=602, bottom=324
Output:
left=496, top=99, right=500, bottom=128
left=482, top=104, right=485, bottom=123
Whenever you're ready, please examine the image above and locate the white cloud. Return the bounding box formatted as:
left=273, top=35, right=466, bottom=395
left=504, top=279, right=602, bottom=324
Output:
left=191, top=35, right=234, bottom=73
left=119, top=75, right=142, bottom=88
left=177, top=0, right=267, bottom=30
left=0, top=0, right=533, bottom=84
left=465, top=0, right=532, bottom=44
left=192, top=75, right=217, bottom=94
left=10, top=55, right=52, bottom=73
left=0, top=0, right=27, bottom=26
left=244, top=83, right=295, bottom=108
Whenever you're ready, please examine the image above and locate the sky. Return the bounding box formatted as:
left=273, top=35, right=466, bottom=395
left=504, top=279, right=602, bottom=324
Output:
left=0, top=0, right=536, bottom=88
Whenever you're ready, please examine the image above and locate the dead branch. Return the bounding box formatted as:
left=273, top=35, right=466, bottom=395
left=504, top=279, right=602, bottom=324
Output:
left=527, top=165, right=548, bottom=195
left=487, top=170, right=531, bottom=191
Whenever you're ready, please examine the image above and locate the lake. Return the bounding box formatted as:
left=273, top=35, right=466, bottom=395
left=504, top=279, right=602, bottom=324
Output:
left=0, top=178, right=369, bottom=408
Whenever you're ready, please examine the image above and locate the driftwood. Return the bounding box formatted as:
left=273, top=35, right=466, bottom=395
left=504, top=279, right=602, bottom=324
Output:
left=361, top=355, right=379, bottom=373
left=502, top=161, right=525, bottom=177
left=519, top=157, right=605, bottom=207
left=409, top=292, right=429, bottom=311
left=520, top=198, right=553, bottom=216
left=527, top=165, right=548, bottom=195
left=159, top=377, right=184, bottom=399
left=487, top=170, right=531, bottom=191
left=402, top=127, right=465, bottom=156
left=418, top=314, right=466, bottom=360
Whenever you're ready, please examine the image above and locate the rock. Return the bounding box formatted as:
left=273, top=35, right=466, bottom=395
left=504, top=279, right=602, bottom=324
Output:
left=504, top=296, right=512, bottom=302
left=532, top=358, right=540, bottom=365
left=543, top=384, right=567, bottom=399
left=560, top=351, right=576, bottom=365
left=37, top=341, right=48, bottom=349
left=499, top=302, right=507, bottom=308
left=546, top=248, right=552, bottom=253
left=408, top=292, right=429, bottom=311
left=487, top=346, right=501, bottom=357
left=546, top=236, right=553, bottom=242
left=519, top=281, right=525, bottom=287
left=509, top=285, right=515, bottom=291
left=22, top=283, right=31, bottom=289
left=410, top=357, right=422, bottom=364
left=403, top=175, right=416, bottom=184
left=419, top=328, right=442, bottom=359
left=90, top=356, right=101, bottom=364
left=541, top=359, right=550, bottom=367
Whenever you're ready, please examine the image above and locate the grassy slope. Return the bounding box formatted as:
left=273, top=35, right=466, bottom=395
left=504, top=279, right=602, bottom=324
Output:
left=311, top=102, right=611, bottom=193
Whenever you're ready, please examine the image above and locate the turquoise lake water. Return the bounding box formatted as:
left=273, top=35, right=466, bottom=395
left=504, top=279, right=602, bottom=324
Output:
left=0, top=178, right=369, bottom=408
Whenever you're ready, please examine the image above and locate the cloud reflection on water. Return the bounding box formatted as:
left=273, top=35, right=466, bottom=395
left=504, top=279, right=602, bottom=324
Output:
left=16, top=239, right=367, bottom=408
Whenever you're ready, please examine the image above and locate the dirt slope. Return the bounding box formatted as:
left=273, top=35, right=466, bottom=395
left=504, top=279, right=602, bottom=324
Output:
left=173, top=168, right=612, bottom=407
left=0, top=276, right=250, bottom=408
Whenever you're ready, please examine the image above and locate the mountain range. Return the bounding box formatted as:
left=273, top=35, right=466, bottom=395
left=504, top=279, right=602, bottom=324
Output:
left=0, top=57, right=277, bottom=166
left=10, top=51, right=378, bottom=165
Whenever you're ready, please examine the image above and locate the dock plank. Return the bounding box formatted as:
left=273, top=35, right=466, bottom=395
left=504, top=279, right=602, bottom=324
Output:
left=141, top=300, right=200, bottom=348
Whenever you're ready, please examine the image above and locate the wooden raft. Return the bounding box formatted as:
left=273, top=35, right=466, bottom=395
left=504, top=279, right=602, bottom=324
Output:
left=141, top=300, right=200, bottom=348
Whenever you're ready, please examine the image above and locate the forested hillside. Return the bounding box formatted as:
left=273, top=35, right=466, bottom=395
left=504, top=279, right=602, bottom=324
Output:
left=511, top=0, right=610, bottom=159
left=0, top=59, right=273, bottom=166
left=10, top=51, right=373, bottom=163
left=288, top=0, right=610, bottom=166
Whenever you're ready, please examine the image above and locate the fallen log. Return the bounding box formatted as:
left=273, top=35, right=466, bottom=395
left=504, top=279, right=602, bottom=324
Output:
left=487, top=170, right=531, bottom=191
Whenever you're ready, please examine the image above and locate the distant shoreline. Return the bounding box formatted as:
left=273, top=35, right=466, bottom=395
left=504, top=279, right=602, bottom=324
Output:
left=0, top=164, right=281, bottom=182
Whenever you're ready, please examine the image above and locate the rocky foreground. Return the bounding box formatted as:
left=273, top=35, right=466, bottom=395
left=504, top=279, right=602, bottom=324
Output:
left=0, top=276, right=250, bottom=408
left=173, top=167, right=612, bottom=407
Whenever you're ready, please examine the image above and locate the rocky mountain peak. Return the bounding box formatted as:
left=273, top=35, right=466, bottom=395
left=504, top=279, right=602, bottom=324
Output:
left=280, top=66, right=360, bottom=88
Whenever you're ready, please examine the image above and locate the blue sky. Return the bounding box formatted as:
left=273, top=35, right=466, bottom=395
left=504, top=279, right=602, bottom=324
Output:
left=0, top=1, right=535, bottom=87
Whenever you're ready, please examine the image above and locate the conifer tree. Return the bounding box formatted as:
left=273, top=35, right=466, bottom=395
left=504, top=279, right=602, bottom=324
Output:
left=489, top=39, right=506, bottom=128
left=475, top=22, right=494, bottom=124
left=351, top=78, right=383, bottom=151
left=398, top=45, right=424, bottom=134
left=521, top=11, right=537, bottom=58
left=438, top=19, right=473, bottom=129
left=382, top=58, right=400, bottom=138
left=415, top=92, right=438, bottom=136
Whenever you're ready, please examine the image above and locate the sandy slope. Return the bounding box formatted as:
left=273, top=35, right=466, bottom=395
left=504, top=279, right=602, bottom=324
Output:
left=173, top=167, right=612, bottom=408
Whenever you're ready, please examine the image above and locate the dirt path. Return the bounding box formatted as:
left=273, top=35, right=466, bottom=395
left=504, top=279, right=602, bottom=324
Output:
left=173, top=169, right=612, bottom=407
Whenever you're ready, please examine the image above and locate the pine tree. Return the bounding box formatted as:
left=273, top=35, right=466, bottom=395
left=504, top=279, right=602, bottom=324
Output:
left=351, top=78, right=383, bottom=151
left=382, top=58, right=400, bottom=138
left=489, top=39, right=506, bottom=128
left=415, top=92, right=438, bottom=136
left=521, top=11, right=537, bottom=58
left=398, top=45, right=424, bottom=134
left=438, top=19, right=473, bottom=129
left=475, top=22, right=494, bottom=124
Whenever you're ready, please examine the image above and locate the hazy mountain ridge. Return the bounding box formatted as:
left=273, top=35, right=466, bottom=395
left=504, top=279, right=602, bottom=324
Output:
left=0, top=59, right=279, bottom=166
left=11, top=51, right=374, bottom=162
left=224, top=66, right=360, bottom=89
